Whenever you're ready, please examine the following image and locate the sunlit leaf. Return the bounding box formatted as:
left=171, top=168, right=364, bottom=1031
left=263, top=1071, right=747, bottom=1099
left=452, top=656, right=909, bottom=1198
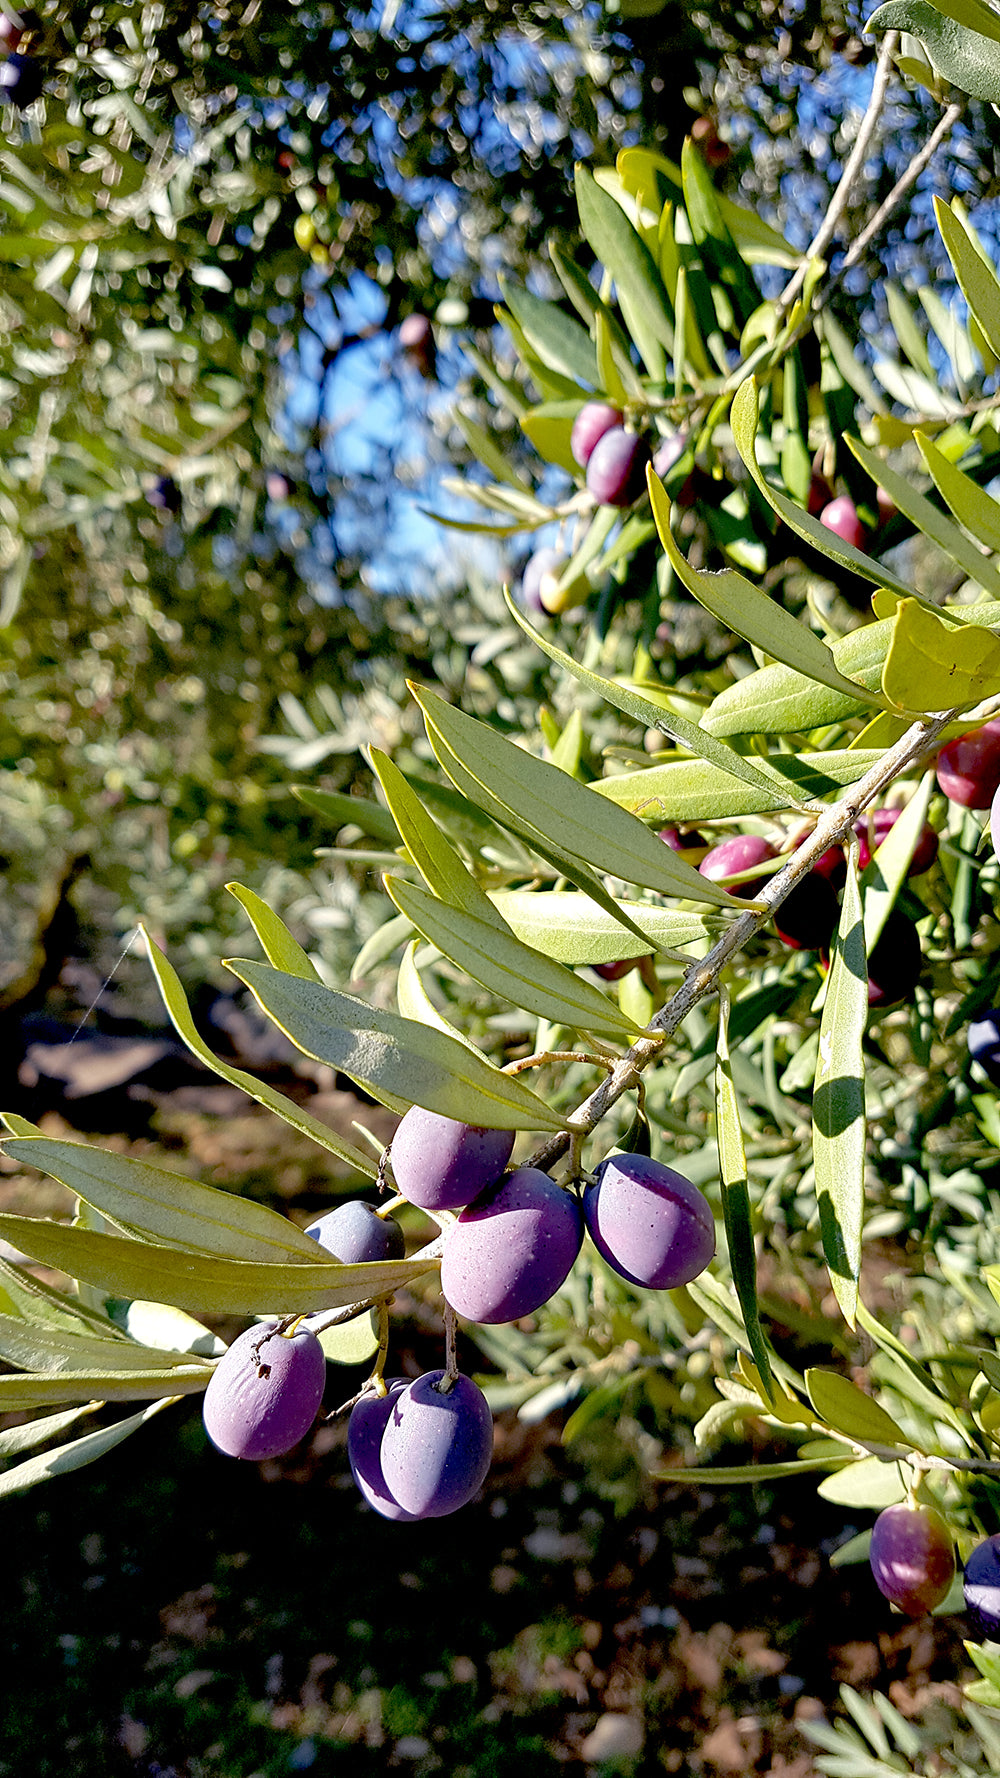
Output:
left=410, top=685, right=753, bottom=910
left=868, top=1, right=1000, bottom=102
left=574, top=163, right=672, bottom=380
left=1, top=1135, right=323, bottom=1262
left=489, top=890, right=716, bottom=964
left=882, top=597, right=1000, bottom=712
left=595, top=749, right=884, bottom=822
left=226, top=883, right=322, bottom=981
left=140, top=928, right=377, bottom=1177
left=0, top=1212, right=435, bottom=1317
left=384, top=875, right=645, bottom=1041
left=225, top=958, right=568, bottom=1131
left=935, top=195, right=1000, bottom=359
left=806, top=1370, right=909, bottom=1447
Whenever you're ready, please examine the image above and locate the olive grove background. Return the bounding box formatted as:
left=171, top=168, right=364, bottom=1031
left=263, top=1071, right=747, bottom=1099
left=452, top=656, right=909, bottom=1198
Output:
left=6, top=1, right=1000, bottom=1774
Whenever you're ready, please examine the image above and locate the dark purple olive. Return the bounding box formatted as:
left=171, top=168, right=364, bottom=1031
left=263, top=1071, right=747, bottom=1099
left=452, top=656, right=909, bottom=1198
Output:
left=936, top=721, right=1000, bottom=810
left=306, top=1200, right=405, bottom=1263
left=583, top=1152, right=715, bottom=1289
left=869, top=1502, right=954, bottom=1615
left=347, top=1381, right=420, bottom=1521
left=585, top=428, right=651, bottom=508
left=0, top=51, right=42, bottom=107
left=379, top=1370, right=494, bottom=1517
left=771, top=871, right=840, bottom=951
left=855, top=807, right=938, bottom=876
left=965, top=1532, right=1000, bottom=1636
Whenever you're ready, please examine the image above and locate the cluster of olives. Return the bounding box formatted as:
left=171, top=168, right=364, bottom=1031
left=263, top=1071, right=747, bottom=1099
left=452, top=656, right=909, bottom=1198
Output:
left=200, top=1108, right=716, bottom=1521
left=391, top=1106, right=715, bottom=1319
left=868, top=1501, right=1000, bottom=1640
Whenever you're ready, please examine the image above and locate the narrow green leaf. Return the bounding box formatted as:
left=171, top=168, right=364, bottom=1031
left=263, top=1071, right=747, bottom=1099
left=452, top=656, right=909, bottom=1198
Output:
left=655, top=1457, right=852, bottom=1484
left=501, top=585, right=783, bottom=801
left=368, top=749, right=507, bottom=931
left=816, top=1456, right=908, bottom=1507
left=140, top=929, right=377, bottom=1177
left=730, top=379, right=914, bottom=598
left=115, top=1300, right=226, bottom=1358
left=520, top=401, right=580, bottom=475
left=292, top=785, right=400, bottom=845
left=702, top=619, right=897, bottom=737
left=317, top=1310, right=380, bottom=1365
left=651, top=470, right=886, bottom=709
left=226, top=884, right=321, bottom=981
left=0, top=1405, right=95, bottom=1457
left=0, top=1372, right=208, bottom=1409
left=384, top=875, right=645, bottom=1041
left=395, top=942, right=480, bottom=1048
left=860, top=774, right=935, bottom=952
left=813, top=856, right=867, bottom=1329
left=488, top=891, right=717, bottom=964
left=716, top=989, right=773, bottom=1398
left=0, top=1312, right=208, bottom=1376
left=848, top=432, right=1000, bottom=600
left=225, top=959, right=568, bottom=1132
left=498, top=276, right=599, bottom=387
left=805, top=1370, right=909, bottom=1448
left=574, top=163, right=672, bottom=380
left=0, top=1397, right=176, bottom=1499
left=2, top=1136, right=323, bottom=1262
left=935, top=195, right=1000, bottom=358
left=595, top=749, right=885, bottom=822
left=0, top=1213, right=436, bottom=1317
left=454, top=410, right=532, bottom=490
left=917, top=430, right=1000, bottom=553
left=886, top=281, right=934, bottom=378
left=680, top=137, right=759, bottom=325
left=409, top=685, right=754, bottom=911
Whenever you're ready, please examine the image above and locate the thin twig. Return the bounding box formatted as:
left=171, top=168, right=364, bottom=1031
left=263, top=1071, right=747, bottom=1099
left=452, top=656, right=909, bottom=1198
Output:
left=777, top=31, right=900, bottom=319
left=826, top=97, right=965, bottom=299
left=530, top=705, right=958, bottom=1175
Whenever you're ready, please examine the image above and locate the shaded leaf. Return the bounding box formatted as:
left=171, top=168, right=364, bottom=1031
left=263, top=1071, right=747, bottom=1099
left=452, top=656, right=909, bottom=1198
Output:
left=813, top=856, right=867, bottom=1329
left=935, top=195, right=1000, bottom=359
left=0, top=1397, right=178, bottom=1499
left=716, top=988, right=772, bottom=1397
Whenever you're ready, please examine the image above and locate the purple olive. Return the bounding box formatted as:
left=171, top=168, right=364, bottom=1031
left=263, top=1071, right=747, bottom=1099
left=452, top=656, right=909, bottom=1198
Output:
left=771, top=871, right=840, bottom=951
left=583, top=1152, right=715, bottom=1289
left=819, top=495, right=867, bottom=550
left=855, top=807, right=938, bottom=876
left=305, top=1200, right=405, bottom=1263
left=347, top=1381, right=419, bottom=1521
left=389, top=1108, right=514, bottom=1214
left=699, top=834, right=777, bottom=886
left=936, top=721, right=1000, bottom=810
left=585, top=428, right=651, bottom=508
left=202, top=1321, right=327, bottom=1460
left=571, top=402, right=623, bottom=469
left=0, top=51, right=42, bottom=108
left=869, top=1502, right=955, bottom=1615
left=965, top=1532, right=1000, bottom=1636
left=379, top=1370, right=493, bottom=1517
left=440, top=1167, right=584, bottom=1323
